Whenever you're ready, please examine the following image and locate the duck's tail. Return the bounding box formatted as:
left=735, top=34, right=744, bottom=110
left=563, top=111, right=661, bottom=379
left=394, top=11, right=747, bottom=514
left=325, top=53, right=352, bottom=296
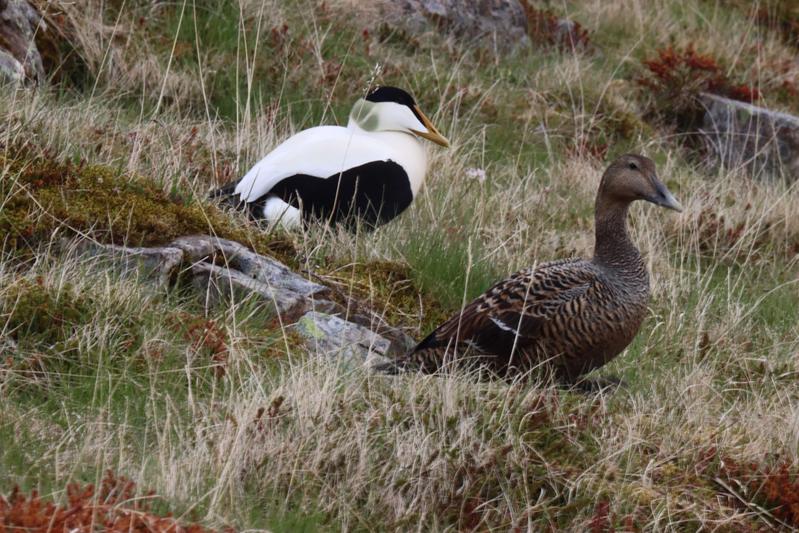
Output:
left=372, top=357, right=415, bottom=375
left=372, top=336, right=439, bottom=375
left=209, top=182, right=245, bottom=210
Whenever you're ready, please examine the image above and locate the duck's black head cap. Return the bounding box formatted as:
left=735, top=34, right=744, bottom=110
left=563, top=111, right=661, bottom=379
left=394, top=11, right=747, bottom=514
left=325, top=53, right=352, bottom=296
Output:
left=365, top=86, right=417, bottom=107
left=366, top=86, right=426, bottom=124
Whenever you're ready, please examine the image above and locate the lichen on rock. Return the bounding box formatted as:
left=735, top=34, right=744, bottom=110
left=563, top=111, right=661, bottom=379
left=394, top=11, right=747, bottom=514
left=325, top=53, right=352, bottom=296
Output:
left=294, top=311, right=393, bottom=367
left=699, top=93, right=799, bottom=180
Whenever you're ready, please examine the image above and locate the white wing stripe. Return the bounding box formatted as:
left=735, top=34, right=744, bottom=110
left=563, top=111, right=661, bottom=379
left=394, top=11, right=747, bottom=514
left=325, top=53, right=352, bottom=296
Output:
left=490, top=316, right=517, bottom=333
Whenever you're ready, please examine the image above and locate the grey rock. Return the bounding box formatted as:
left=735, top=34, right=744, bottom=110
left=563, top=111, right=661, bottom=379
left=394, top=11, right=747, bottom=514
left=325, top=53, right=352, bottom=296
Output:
left=190, top=263, right=337, bottom=320
left=699, top=93, right=799, bottom=180
left=294, top=311, right=393, bottom=366
left=0, top=48, right=23, bottom=83
left=198, top=236, right=415, bottom=355
left=344, top=312, right=416, bottom=355
left=170, top=235, right=328, bottom=299
left=74, top=241, right=184, bottom=287
left=383, top=0, right=529, bottom=50
left=0, top=0, right=46, bottom=84
left=68, top=235, right=412, bottom=369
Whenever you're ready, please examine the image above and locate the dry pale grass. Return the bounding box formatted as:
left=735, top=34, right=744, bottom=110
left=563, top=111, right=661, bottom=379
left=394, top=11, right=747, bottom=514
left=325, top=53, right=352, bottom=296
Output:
left=2, top=0, right=799, bottom=530
left=4, top=87, right=799, bottom=529
left=1, top=243, right=796, bottom=529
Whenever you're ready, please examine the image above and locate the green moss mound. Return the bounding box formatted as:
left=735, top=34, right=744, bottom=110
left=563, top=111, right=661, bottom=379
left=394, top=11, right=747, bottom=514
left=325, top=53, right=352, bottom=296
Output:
left=0, top=146, right=295, bottom=265
left=319, top=259, right=452, bottom=335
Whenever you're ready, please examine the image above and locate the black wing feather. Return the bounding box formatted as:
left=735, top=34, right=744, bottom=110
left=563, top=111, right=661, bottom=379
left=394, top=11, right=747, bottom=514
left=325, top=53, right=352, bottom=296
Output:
left=210, top=160, right=414, bottom=230
left=270, top=160, right=413, bottom=229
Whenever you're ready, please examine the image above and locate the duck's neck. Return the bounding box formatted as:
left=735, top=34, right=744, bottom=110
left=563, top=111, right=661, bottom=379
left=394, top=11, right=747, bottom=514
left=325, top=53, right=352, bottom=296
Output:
left=592, top=198, right=644, bottom=275
left=347, top=121, right=428, bottom=195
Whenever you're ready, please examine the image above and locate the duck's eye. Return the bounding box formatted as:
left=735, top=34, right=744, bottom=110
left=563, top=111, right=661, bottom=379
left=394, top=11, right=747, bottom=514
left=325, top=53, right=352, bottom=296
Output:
left=628, top=162, right=638, bottom=170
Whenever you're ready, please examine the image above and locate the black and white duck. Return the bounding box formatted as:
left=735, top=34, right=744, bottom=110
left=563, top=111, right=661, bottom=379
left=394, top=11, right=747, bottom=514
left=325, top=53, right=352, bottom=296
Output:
left=212, top=86, right=449, bottom=230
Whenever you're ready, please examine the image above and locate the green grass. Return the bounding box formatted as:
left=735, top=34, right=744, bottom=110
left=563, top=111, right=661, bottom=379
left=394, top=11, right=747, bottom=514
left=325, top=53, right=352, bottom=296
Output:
left=0, top=263, right=315, bottom=529
left=399, top=227, right=502, bottom=310
left=604, top=256, right=799, bottom=388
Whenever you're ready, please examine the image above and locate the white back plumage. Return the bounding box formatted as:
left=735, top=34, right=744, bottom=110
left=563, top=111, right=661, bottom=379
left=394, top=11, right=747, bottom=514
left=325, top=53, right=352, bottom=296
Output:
left=234, top=125, right=428, bottom=203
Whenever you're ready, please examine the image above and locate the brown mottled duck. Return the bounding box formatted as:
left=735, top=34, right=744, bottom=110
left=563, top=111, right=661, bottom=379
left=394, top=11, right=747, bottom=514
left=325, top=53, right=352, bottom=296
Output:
left=380, top=154, right=682, bottom=384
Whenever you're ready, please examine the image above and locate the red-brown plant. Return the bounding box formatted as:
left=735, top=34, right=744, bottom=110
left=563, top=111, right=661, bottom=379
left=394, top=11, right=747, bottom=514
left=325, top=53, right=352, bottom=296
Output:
left=638, top=45, right=760, bottom=132
left=719, top=457, right=799, bottom=528
left=167, top=313, right=229, bottom=377
left=588, top=500, right=612, bottom=533
left=520, top=2, right=591, bottom=51
left=585, top=499, right=641, bottom=532
left=0, top=471, right=228, bottom=532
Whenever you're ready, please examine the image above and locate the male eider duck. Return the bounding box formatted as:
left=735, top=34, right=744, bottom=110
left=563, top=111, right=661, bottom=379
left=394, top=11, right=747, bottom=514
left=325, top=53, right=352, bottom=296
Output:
left=212, top=86, right=449, bottom=230
left=379, top=154, right=682, bottom=384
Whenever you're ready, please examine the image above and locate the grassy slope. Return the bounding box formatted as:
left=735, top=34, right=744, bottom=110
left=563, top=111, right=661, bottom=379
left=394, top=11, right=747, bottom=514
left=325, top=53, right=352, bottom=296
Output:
left=2, top=0, right=799, bottom=530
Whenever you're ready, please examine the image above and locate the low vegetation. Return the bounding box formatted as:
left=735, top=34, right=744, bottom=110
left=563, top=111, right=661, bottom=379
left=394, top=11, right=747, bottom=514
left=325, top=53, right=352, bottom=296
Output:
left=1, top=471, right=222, bottom=532
left=0, top=143, right=294, bottom=258
left=1, top=0, right=798, bottom=530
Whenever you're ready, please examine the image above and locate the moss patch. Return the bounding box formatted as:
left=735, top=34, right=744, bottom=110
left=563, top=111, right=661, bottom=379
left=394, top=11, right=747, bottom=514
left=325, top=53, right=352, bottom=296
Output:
left=316, top=258, right=451, bottom=334
left=0, top=146, right=295, bottom=265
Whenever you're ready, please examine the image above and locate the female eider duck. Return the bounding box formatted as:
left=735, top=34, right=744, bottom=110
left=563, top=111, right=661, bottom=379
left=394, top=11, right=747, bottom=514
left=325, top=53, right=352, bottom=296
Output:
left=380, top=154, right=682, bottom=384
left=212, top=86, right=449, bottom=230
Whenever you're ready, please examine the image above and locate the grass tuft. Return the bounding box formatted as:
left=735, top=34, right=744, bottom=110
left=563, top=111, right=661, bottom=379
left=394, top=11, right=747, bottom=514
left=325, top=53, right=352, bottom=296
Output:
left=1, top=0, right=799, bottom=530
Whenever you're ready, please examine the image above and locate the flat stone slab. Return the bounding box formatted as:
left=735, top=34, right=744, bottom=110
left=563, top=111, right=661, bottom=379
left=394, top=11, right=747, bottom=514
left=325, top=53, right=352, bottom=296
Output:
left=191, top=262, right=325, bottom=321
left=294, top=311, right=393, bottom=366
left=700, top=93, right=799, bottom=180
left=170, top=235, right=328, bottom=299
left=74, top=241, right=184, bottom=287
